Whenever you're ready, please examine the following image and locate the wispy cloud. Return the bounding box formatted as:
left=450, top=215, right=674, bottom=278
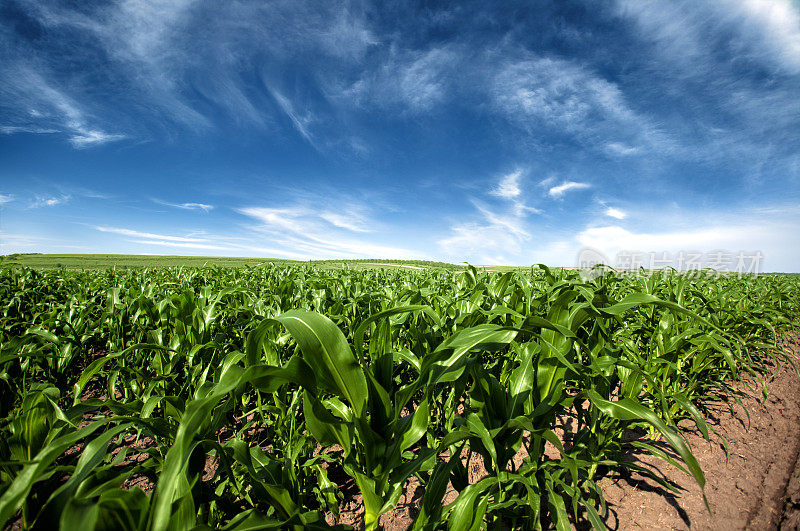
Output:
left=0, top=194, right=12, bottom=205
left=395, top=47, right=455, bottom=111
left=606, top=142, right=639, bottom=156
left=94, top=223, right=313, bottom=257
left=438, top=169, right=540, bottom=262
left=267, top=87, right=316, bottom=146
left=730, top=0, right=800, bottom=74
left=72, top=188, right=114, bottom=200
left=0, top=231, right=40, bottom=251
left=0, top=231, right=91, bottom=253
left=69, top=130, right=126, bottom=148
left=605, top=207, right=627, bottom=219
left=320, top=209, right=373, bottom=233
left=490, top=170, right=522, bottom=199
left=95, top=226, right=207, bottom=243
left=0, top=125, right=59, bottom=135
left=548, top=181, right=591, bottom=198
left=489, top=170, right=541, bottom=216
left=473, top=201, right=529, bottom=239
left=130, top=240, right=230, bottom=251
left=154, top=200, right=214, bottom=212
left=2, top=1, right=381, bottom=146
left=613, top=0, right=800, bottom=168
left=31, top=194, right=71, bottom=208
left=618, top=0, right=800, bottom=76
left=335, top=46, right=459, bottom=113
left=490, top=55, right=668, bottom=154
left=238, top=201, right=418, bottom=259
left=0, top=65, right=124, bottom=148
left=438, top=204, right=530, bottom=264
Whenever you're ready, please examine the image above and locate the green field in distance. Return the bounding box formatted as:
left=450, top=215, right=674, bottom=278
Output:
left=0, top=253, right=507, bottom=271
left=3, top=254, right=794, bottom=275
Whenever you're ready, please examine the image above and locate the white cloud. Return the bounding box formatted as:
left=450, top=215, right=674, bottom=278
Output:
left=491, top=170, right=522, bottom=199
left=0, top=194, right=12, bottom=205
left=335, top=46, right=458, bottom=113
left=31, top=194, right=71, bottom=208
left=491, top=56, right=668, bottom=152
left=238, top=204, right=419, bottom=259
left=578, top=225, right=736, bottom=253
left=96, top=226, right=207, bottom=243
left=238, top=206, right=308, bottom=233
left=69, top=129, right=126, bottom=148
left=617, top=0, right=800, bottom=75
left=130, top=240, right=230, bottom=251
left=438, top=221, right=525, bottom=261
left=397, top=48, right=453, bottom=111
left=438, top=167, right=549, bottom=260
left=320, top=210, right=373, bottom=233
left=548, top=181, right=591, bottom=198
left=0, top=66, right=125, bottom=148
left=0, top=231, right=92, bottom=254
left=94, top=223, right=318, bottom=258
left=316, top=7, right=378, bottom=59
left=178, top=202, right=213, bottom=211
left=612, top=0, right=800, bottom=167
left=0, top=125, right=59, bottom=135
left=539, top=176, right=556, bottom=188
left=0, top=231, right=39, bottom=252
left=605, top=207, right=627, bottom=219
left=489, top=170, right=541, bottom=216
left=722, top=0, right=800, bottom=74
left=438, top=198, right=532, bottom=261
left=267, top=87, right=316, bottom=146
left=155, top=200, right=214, bottom=212
left=74, top=188, right=114, bottom=200
left=606, top=142, right=639, bottom=156
left=5, top=0, right=382, bottom=140
left=575, top=213, right=800, bottom=271
left=439, top=202, right=800, bottom=271
left=474, top=202, right=529, bottom=239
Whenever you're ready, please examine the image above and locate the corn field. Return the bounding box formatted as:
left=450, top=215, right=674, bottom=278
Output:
left=0, top=262, right=798, bottom=530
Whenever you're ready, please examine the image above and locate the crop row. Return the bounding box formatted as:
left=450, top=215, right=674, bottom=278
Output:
left=0, top=263, right=797, bottom=529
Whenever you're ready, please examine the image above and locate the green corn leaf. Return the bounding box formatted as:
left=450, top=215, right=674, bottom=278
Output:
left=398, top=398, right=430, bottom=452
left=59, top=498, right=99, bottom=531
left=0, top=417, right=119, bottom=528
left=275, top=310, right=368, bottom=417
left=446, top=477, right=494, bottom=530
left=585, top=390, right=706, bottom=496
left=466, top=413, right=497, bottom=472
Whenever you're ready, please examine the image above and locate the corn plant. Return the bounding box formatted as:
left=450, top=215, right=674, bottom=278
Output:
left=0, top=261, right=797, bottom=530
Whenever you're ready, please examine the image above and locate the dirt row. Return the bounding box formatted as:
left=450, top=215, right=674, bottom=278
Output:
left=599, top=333, right=800, bottom=530
left=24, top=335, right=800, bottom=530
left=343, top=334, right=800, bottom=530
left=781, top=449, right=800, bottom=530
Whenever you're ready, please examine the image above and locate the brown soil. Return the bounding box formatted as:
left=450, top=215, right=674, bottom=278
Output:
left=14, top=338, right=799, bottom=531
left=780, top=444, right=800, bottom=530
left=333, top=334, right=800, bottom=530
left=780, top=451, right=800, bottom=530
left=599, top=333, right=800, bottom=530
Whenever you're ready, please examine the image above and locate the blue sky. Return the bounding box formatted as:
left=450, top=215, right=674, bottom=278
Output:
left=1, top=0, right=799, bottom=271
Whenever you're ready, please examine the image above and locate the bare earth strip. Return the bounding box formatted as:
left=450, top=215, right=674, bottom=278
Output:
left=335, top=334, right=800, bottom=530
left=780, top=437, right=800, bottom=529
left=43, top=334, right=800, bottom=531
left=600, top=333, right=800, bottom=531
